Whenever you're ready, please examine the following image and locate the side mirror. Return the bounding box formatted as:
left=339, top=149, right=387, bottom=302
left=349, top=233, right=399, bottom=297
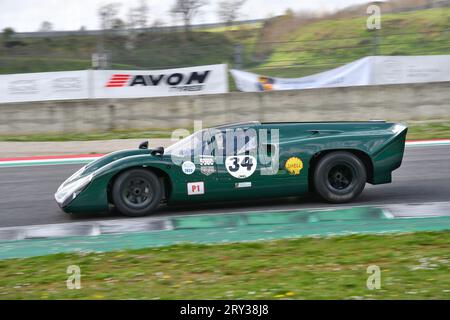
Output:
left=139, top=141, right=149, bottom=149
left=151, top=146, right=165, bottom=156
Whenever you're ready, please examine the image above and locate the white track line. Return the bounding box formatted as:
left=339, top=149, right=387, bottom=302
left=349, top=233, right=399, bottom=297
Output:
left=0, top=140, right=449, bottom=168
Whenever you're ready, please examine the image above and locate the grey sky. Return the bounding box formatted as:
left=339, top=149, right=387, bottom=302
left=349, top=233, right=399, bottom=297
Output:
left=0, top=0, right=373, bottom=32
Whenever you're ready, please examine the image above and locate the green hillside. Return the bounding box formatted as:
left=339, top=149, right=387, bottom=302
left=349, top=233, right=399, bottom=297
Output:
left=0, top=32, right=239, bottom=73
left=256, top=7, right=450, bottom=77
left=0, top=7, right=448, bottom=78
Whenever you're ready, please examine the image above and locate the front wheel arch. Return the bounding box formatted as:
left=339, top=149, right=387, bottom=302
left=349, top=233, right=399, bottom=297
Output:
left=107, top=166, right=172, bottom=206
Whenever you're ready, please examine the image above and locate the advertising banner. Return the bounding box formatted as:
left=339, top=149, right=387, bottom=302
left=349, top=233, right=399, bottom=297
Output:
left=371, top=55, right=450, bottom=85
left=92, top=64, right=228, bottom=99
left=0, top=64, right=228, bottom=103
left=0, top=70, right=90, bottom=103
left=230, top=55, right=450, bottom=92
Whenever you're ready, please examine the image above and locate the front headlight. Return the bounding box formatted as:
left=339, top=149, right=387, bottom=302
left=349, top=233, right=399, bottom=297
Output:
left=57, top=165, right=86, bottom=192
left=55, top=173, right=93, bottom=207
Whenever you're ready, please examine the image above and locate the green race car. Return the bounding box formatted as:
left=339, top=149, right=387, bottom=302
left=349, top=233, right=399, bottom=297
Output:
left=55, top=121, right=407, bottom=217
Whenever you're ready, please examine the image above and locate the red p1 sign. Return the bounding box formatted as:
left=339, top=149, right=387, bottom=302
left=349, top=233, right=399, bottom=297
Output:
left=187, top=182, right=205, bottom=195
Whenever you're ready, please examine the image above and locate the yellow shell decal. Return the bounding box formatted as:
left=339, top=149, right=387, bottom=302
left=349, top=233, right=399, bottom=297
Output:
left=285, top=157, right=303, bottom=175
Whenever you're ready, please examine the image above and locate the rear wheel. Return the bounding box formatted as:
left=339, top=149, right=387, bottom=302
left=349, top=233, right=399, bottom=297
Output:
left=112, top=169, right=162, bottom=217
left=313, top=151, right=366, bottom=203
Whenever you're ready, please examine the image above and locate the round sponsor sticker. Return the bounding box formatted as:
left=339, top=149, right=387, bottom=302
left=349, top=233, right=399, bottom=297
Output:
left=182, top=161, right=196, bottom=175
left=285, top=157, right=303, bottom=175
left=225, top=155, right=257, bottom=179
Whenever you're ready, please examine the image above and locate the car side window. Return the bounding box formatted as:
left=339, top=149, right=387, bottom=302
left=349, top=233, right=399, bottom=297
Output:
left=219, top=130, right=256, bottom=156
left=210, top=130, right=228, bottom=157
left=236, top=135, right=257, bottom=155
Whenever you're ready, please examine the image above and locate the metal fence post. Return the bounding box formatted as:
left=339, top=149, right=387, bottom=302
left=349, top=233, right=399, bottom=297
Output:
left=234, top=43, right=243, bottom=69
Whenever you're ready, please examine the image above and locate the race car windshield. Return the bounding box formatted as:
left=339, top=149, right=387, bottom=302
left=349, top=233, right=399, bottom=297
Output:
left=165, top=129, right=211, bottom=157
left=165, top=128, right=257, bottom=158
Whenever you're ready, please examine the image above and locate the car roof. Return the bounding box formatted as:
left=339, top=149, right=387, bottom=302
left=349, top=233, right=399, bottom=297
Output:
left=213, top=120, right=386, bottom=129
left=214, top=121, right=261, bottom=129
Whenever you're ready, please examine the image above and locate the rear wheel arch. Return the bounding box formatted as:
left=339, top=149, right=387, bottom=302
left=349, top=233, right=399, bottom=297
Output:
left=308, top=149, right=374, bottom=191
left=310, top=150, right=368, bottom=203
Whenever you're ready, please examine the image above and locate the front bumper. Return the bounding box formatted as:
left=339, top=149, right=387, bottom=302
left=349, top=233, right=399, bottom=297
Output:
left=55, top=173, right=93, bottom=209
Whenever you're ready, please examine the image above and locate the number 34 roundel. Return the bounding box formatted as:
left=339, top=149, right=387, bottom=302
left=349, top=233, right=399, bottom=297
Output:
left=225, top=155, right=257, bottom=179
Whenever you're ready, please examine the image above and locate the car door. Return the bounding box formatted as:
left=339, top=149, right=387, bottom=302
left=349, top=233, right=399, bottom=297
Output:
left=214, top=127, right=294, bottom=200
left=169, top=129, right=222, bottom=202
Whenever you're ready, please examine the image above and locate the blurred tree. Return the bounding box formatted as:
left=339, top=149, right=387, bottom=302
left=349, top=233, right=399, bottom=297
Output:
left=126, top=0, right=150, bottom=50
left=126, top=8, right=139, bottom=50
left=39, top=21, right=53, bottom=32
left=284, top=8, right=295, bottom=17
left=2, top=27, right=15, bottom=42
left=98, top=3, right=122, bottom=30
left=97, top=3, right=122, bottom=67
left=127, top=7, right=139, bottom=29
left=2, top=27, right=25, bottom=48
left=152, top=19, right=164, bottom=28
left=111, top=18, right=126, bottom=30
left=136, top=0, right=149, bottom=29
left=217, top=0, right=247, bottom=26
left=127, top=0, right=150, bottom=29
left=170, top=0, right=207, bottom=33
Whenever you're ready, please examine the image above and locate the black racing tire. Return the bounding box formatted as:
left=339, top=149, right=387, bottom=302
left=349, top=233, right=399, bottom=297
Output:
left=112, top=169, right=162, bottom=217
left=313, top=151, right=367, bottom=203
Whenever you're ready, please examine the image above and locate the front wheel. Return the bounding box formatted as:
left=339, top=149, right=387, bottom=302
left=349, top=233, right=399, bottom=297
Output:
left=112, top=169, right=162, bottom=217
left=313, top=151, right=367, bottom=203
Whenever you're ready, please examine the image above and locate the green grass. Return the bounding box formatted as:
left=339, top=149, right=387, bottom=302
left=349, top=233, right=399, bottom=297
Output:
left=261, top=8, right=450, bottom=75
left=406, top=121, right=450, bottom=140
left=199, top=22, right=262, bottom=34
left=0, top=231, right=449, bottom=299
left=249, top=65, right=338, bottom=78
left=0, top=121, right=448, bottom=142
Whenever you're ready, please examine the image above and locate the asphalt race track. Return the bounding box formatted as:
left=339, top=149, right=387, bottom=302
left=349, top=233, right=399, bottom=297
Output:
left=0, top=145, right=449, bottom=228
